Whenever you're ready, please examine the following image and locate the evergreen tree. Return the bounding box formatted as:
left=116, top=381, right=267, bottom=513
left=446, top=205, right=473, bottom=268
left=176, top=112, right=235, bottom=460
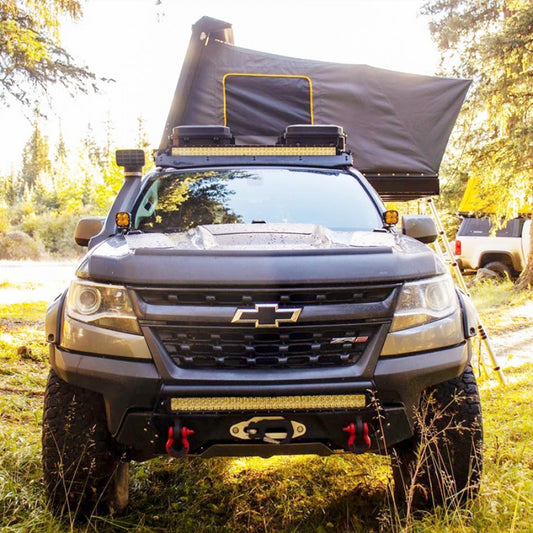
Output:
left=20, top=110, right=51, bottom=190
left=55, top=126, right=68, bottom=165
left=82, top=125, right=104, bottom=170
left=0, top=0, right=96, bottom=107
left=0, top=168, right=22, bottom=206
left=422, top=0, right=533, bottom=287
left=135, top=115, right=155, bottom=173
left=103, top=113, right=115, bottom=162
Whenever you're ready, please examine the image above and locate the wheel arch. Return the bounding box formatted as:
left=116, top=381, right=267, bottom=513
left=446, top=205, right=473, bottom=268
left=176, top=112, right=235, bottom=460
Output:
left=478, top=251, right=516, bottom=270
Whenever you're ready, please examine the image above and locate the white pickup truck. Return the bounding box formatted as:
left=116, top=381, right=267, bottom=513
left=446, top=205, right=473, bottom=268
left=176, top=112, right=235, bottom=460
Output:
left=455, top=216, right=531, bottom=278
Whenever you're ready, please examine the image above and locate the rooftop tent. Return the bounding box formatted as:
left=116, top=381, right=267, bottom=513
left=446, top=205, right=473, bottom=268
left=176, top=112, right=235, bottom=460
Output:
left=160, top=16, right=471, bottom=201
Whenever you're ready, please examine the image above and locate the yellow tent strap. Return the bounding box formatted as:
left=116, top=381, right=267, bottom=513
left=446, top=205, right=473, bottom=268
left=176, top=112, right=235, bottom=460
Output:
left=222, top=73, right=314, bottom=126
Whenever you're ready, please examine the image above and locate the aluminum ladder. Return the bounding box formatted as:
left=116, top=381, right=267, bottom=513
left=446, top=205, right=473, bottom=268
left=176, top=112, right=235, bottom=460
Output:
left=421, top=197, right=506, bottom=385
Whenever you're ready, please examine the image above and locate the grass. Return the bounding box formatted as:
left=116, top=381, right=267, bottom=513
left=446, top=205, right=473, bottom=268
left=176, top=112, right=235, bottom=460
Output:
left=467, top=278, right=532, bottom=332
left=0, top=282, right=531, bottom=532
left=0, top=280, right=41, bottom=290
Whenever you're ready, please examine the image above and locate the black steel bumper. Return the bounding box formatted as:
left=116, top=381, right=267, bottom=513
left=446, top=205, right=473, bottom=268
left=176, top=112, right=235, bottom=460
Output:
left=49, top=340, right=470, bottom=460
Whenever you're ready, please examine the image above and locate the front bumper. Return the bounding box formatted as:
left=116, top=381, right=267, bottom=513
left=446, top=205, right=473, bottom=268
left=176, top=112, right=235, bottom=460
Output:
left=49, top=340, right=471, bottom=459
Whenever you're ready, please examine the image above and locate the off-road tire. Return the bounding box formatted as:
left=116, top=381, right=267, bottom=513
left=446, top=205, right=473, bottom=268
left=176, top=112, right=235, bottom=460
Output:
left=483, top=261, right=513, bottom=279
left=42, top=369, right=129, bottom=518
left=391, top=364, right=483, bottom=509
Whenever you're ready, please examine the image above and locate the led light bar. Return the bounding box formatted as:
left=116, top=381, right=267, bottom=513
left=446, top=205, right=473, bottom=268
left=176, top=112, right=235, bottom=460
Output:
left=171, top=394, right=366, bottom=412
left=170, top=146, right=337, bottom=157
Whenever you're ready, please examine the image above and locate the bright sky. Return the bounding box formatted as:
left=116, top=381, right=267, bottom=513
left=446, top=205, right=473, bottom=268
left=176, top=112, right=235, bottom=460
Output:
left=0, top=0, right=439, bottom=173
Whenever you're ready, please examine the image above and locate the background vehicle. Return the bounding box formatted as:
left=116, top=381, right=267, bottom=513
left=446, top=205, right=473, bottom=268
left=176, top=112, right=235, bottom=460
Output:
left=455, top=216, right=531, bottom=278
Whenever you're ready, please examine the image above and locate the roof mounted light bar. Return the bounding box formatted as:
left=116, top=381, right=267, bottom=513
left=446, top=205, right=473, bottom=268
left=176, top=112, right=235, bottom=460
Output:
left=170, top=145, right=337, bottom=157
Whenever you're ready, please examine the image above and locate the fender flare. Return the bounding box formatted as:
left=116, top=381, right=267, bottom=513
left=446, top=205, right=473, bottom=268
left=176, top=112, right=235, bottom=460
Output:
left=456, top=289, right=479, bottom=339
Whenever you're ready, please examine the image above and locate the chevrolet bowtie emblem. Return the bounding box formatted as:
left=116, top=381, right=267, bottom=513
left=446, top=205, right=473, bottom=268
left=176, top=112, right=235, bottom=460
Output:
left=231, top=304, right=302, bottom=328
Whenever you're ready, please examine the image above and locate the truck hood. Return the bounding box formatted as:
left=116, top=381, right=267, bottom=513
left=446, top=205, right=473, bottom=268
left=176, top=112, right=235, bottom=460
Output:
left=84, top=224, right=444, bottom=285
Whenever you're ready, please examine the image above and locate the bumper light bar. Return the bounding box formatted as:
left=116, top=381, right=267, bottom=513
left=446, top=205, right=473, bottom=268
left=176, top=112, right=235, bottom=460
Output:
left=171, top=394, right=366, bottom=412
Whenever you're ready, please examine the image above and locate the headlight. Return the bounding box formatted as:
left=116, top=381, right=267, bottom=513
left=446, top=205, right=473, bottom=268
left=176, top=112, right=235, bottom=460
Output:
left=66, top=280, right=141, bottom=334
left=389, top=274, right=458, bottom=332
left=381, top=274, right=463, bottom=357
left=381, top=309, right=464, bottom=356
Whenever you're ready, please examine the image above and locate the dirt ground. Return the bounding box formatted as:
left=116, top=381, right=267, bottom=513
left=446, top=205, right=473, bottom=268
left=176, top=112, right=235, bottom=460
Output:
left=0, top=260, right=531, bottom=371
left=479, top=299, right=533, bottom=369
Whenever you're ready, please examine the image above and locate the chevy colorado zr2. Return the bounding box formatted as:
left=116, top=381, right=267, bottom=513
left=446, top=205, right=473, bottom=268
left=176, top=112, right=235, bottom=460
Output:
left=42, top=125, right=483, bottom=515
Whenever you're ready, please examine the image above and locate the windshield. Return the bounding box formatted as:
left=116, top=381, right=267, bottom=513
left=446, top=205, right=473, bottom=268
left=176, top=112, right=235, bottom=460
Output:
left=132, top=167, right=383, bottom=233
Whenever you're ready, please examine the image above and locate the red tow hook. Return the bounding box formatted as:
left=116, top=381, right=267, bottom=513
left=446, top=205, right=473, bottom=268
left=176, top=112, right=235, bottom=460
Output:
left=343, top=418, right=371, bottom=453
left=166, top=424, right=194, bottom=457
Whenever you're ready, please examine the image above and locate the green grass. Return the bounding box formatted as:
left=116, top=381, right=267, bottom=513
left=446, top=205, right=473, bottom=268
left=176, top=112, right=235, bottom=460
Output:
left=0, top=280, right=41, bottom=290
left=468, top=278, right=531, bottom=332
left=0, top=301, right=48, bottom=322
left=0, top=283, right=531, bottom=532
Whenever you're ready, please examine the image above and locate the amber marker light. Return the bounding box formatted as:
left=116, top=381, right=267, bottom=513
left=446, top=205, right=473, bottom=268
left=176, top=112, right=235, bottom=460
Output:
left=116, top=212, right=131, bottom=229
left=384, top=210, right=399, bottom=226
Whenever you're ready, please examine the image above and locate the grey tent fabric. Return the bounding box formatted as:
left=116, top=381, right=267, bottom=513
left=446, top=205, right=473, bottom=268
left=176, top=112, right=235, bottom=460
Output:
left=160, top=17, right=470, bottom=180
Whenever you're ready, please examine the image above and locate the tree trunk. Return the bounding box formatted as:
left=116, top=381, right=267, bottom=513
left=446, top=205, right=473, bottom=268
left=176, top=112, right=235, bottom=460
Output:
left=515, top=222, right=533, bottom=290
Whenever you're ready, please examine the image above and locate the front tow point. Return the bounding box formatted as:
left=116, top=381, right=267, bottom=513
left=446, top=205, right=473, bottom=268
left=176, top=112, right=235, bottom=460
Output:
left=166, top=424, right=194, bottom=457
left=230, top=416, right=307, bottom=444
left=246, top=418, right=294, bottom=444
left=343, top=418, right=371, bottom=453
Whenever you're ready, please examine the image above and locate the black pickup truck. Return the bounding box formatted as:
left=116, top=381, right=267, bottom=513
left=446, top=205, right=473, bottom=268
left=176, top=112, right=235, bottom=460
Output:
left=42, top=124, right=482, bottom=516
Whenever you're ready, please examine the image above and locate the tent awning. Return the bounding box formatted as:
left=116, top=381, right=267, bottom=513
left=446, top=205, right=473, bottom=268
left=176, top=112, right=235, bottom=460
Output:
left=160, top=17, right=471, bottom=200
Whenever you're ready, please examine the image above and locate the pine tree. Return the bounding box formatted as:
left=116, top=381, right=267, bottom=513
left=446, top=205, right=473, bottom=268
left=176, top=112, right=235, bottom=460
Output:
left=422, top=0, right=533, bottom=287
left=55, top=126, right=68, bottom=165
left=135, top=115, right=155, bottom=173
left=20, top=110, right=51, bottom=191
left=0, top=0, right=96, bottom=107
left=82, top=125, right=104, bottom=170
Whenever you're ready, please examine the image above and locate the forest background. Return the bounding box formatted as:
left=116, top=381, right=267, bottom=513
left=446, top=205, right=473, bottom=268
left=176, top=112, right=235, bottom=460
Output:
left=0, top=0, right=531, bottom=284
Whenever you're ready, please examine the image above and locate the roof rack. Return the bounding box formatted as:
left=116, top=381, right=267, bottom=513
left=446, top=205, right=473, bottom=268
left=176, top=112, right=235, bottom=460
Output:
left=156, top=125, right=353, bottom=168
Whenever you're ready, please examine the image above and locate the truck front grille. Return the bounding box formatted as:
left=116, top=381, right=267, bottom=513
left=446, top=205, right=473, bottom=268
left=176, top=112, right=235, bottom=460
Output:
left=152, top=323, right=378, bottom=369
left=136, top=285, right=393, bottom=307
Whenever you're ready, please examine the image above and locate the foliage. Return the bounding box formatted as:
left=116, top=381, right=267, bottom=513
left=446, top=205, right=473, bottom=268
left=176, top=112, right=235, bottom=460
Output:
left=421, top=0, right=533, bottom=285
left=0, top=0, right=97, bottom=107
left=0, top=203, right=10, bottom=232
left=20, top=109, right=51, bottom=190
left=0, top=110, right=156, bottom=258
left=20, top=211, right=86, bottom=257
left=0, top=230, right=43, bottom=260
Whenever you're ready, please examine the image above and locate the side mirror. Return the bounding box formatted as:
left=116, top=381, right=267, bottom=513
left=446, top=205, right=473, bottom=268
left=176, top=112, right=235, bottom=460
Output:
left=402, top=215, right=437, bottom=244
left=74, top=217, right=105, bottom=247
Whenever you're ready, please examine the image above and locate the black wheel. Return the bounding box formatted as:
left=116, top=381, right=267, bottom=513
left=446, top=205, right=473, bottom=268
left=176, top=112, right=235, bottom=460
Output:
left=42, top=369, right=129, bottom=518
left=483, top=261, right=513, bottom=279
left=391, top=365, right=483, bottom=509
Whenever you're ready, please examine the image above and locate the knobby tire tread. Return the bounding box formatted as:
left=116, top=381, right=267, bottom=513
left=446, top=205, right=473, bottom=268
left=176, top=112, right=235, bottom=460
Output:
left=42, top=369, right=122, bottom=518
left=391, top=364, right=483, bottom=509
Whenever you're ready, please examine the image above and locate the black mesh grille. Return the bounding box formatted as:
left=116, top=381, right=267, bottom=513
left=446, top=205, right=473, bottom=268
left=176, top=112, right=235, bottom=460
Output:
left=153, top=324, right=378, bottom=369
left=137, top=286, right=393, bottom=307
